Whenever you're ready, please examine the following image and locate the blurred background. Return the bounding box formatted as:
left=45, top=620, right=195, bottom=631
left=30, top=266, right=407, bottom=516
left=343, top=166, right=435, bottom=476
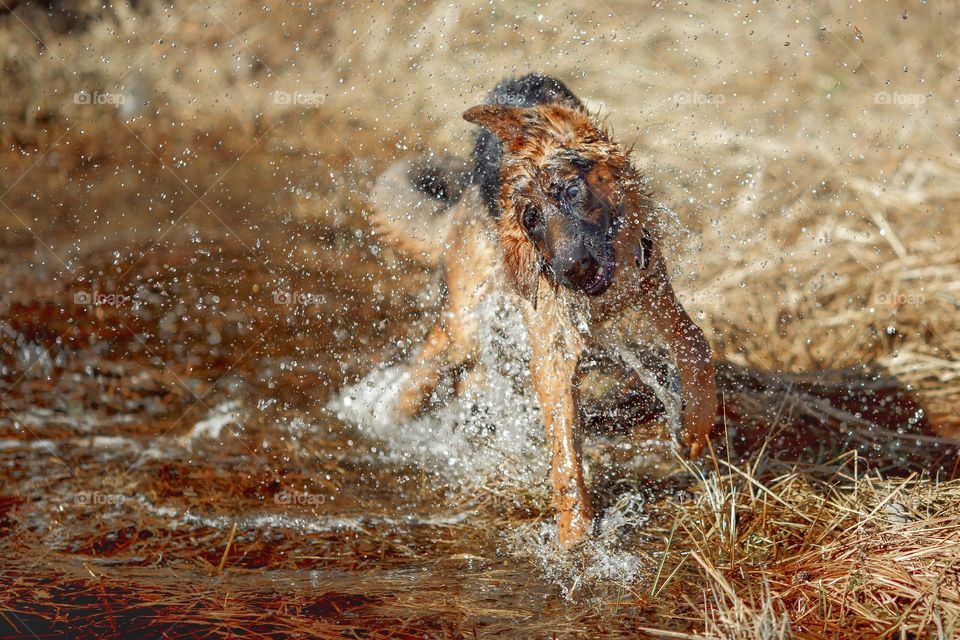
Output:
left=2, top=0, right=958, bottom=400
left=1, top=1, right=959, bottom=637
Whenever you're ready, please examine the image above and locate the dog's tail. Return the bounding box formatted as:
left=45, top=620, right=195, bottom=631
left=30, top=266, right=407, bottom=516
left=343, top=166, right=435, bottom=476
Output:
left=368, top=153, right=472, bottom=268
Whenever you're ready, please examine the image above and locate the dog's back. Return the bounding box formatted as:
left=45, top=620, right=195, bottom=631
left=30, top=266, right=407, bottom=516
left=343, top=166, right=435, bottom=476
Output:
left=367, top=153, right=471, bottom=267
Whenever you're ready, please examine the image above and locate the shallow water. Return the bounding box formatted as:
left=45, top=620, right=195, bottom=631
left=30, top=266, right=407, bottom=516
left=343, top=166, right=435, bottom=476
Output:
left=0, top=223, right=697, bottom=638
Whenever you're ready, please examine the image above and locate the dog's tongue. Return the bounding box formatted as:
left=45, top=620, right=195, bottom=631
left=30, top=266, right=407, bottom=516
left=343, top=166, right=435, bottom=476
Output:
left=586, top=265, right=612, bottom=295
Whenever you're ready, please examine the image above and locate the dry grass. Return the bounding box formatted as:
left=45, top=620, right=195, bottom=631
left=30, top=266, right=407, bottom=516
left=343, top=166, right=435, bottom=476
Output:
left=657, top=458, right=960, bottom=639
left=1, top=0, right=959, bottom=638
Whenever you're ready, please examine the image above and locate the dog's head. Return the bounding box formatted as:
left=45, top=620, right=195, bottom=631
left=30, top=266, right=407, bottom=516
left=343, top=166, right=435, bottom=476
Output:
left=464, top=103, right=641, bottom=306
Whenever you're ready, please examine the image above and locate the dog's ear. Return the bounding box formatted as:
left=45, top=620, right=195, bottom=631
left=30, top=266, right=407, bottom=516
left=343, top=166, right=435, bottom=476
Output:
left=463, top=105, right=531, bottom=149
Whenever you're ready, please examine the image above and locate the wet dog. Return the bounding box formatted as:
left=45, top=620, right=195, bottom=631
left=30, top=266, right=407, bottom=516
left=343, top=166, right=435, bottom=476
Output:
left=369, top=74, right=717, bottom=547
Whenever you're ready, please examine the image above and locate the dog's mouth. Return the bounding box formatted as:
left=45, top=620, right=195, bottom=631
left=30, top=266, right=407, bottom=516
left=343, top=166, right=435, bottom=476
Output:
left=584, top=261, right=615, bottom=296
left=544, top=240, right=616, bottom=296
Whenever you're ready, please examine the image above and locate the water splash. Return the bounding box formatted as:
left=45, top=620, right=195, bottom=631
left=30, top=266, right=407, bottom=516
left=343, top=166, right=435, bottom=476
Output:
left=330, top=289, right=687, bottom=596
left=330, top=294, right=548, bottom=486
left=504, top=492, right=654, bottom=601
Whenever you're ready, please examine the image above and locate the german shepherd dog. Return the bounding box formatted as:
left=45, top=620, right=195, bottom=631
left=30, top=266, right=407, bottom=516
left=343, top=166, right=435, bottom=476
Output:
left=369, top=74, right=717, bottom=547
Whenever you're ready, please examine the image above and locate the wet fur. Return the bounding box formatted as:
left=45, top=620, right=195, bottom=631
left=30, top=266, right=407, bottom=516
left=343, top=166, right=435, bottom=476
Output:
left=473, top=73, right=584, bottom=219
left=369, top=74, right=718, bottom=548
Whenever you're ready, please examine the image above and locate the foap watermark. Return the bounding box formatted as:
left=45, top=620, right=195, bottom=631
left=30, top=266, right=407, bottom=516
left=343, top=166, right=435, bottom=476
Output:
left=673, top=91, right=726, bottom=107
left=875, top=290, right=924, bottom=306
left=272, top=290, right=325, bottom=306
left=689, top=291, right=727, bottom=306
left=274, top=490, right=326, bottom=507
left=273, top=90, right=326, bottom=107
left=873, top=91, right=926, bottom=107
left=73, top=491, right=126, bottom=506
left=74, top=290, right=131, bottom=307
left=74, top=90, right=126, bottom=106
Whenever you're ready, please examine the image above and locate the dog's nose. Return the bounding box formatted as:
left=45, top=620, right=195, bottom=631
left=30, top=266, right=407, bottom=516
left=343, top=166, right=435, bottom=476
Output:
left=561, top=249, right=600, bottom=290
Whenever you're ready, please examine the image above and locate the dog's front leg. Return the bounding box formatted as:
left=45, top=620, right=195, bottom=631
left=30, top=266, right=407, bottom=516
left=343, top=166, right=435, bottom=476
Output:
left=643, top=273, right=717, bottom=459
left=525, top=307, right=594, bottom=548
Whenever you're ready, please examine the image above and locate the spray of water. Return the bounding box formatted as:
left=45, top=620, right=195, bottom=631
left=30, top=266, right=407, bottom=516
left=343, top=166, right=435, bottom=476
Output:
left=330, top=286, right=691, bottom=596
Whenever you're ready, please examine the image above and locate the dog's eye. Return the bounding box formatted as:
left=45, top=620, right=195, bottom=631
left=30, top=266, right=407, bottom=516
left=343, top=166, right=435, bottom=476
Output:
left=565, top=183, right=581, bottom=200
left=521, top=205, right=542, bottom=237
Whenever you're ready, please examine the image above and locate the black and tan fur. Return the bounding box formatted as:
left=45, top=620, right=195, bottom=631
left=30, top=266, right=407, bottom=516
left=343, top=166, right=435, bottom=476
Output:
left=369, top=74, right=717, bottom=547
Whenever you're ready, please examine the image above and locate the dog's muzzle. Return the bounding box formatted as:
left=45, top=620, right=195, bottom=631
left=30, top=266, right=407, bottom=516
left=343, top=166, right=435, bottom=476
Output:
left=554, top=244, right=615, bottom=296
